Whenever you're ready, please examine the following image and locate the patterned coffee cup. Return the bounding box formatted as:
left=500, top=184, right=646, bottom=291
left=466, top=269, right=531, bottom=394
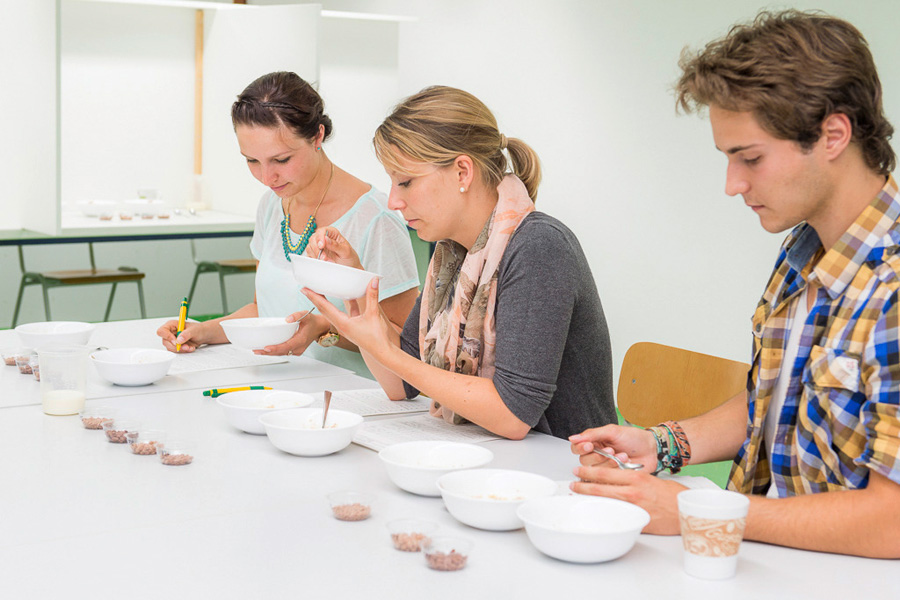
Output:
left=677, top=489, right=750, bottom=579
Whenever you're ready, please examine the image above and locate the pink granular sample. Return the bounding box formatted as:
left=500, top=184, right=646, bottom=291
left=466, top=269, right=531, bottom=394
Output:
left=105, top=429, right=129, bottom=443
left=82, top=417, right=113, bottom=430
left=392, top=532, right=430, bottom=552
left=426, top=550, right=468, bottom=571
left=332, top=503, right=371, bottom=521
left=161, top=453, right=193, bottom=466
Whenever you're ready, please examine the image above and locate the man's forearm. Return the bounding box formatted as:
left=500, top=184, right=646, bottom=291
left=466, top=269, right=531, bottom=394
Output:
left=680, top=391, right=749, bottom=464
left=745, top=471, right=900, bottom=558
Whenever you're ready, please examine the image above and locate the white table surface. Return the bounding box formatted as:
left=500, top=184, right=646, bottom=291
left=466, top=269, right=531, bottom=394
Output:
left=0, top=318, right=353, bottom=409
left=0, top=321, right=894, bottom=598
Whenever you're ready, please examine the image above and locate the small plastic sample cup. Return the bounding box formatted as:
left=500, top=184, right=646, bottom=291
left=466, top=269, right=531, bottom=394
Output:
left=423, top=536, right=473, bottom=571
left=126, top=430, right=166, bottom=455
left=102, top=419, right=138, bottom=444
left=158, top=440, right=194, bottom=466
left=15, top=351, right=36, bottom=375
left=80, top=406, right=117, bottom=430
left=387, top=519, right=438, bottom=552
left=2, top=348, right=20, bottom=367
left=327, top=491, right=373, bottom=521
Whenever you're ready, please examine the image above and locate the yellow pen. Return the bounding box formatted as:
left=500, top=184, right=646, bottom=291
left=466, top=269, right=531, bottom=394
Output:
left=175, top=297, right=189, bottom=353
left=203, top=386, right=272, bottom=398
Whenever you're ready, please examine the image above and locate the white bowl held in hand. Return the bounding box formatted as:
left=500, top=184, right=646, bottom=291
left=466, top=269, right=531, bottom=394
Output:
left=220, top=318, right=298, bottom=350
left=379, top=441, right=494, bottom=497
left=216, top=390, right=315, bottom=435
left=91, top=348, right=174, bottom=386
left=258, top=407, right=364, bottom=456
left=288, top=255, right=381, bottom=300
left=437, top=468, right=558, bottom=531
left=516, top=495, right=650, bottom=563
left=16, top=321, right=95, bottom=347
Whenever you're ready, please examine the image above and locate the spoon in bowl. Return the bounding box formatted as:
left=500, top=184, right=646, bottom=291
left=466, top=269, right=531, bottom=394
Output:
left=321, top=390, right=332, bottom=429
left=592, top=448, right=644, bottom=470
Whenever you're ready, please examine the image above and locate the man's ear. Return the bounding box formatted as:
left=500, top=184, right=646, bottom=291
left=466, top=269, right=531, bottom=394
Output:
left=821, top=113, right=852, bottom=161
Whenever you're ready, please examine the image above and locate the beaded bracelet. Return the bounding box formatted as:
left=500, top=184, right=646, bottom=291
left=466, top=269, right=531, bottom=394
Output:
left=661, top=420, right=692, bottom=466
left=647, top=421, right=691, bottom=475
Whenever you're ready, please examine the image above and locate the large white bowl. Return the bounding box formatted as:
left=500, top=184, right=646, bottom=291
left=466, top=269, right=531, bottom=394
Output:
left=288, top=255, right=381, bottom=300
left=220, top=318, right=298, bottom=350
left=216, top=390, right=315, bottom=435
left=379, top=441, right=494, bottom=497
left=90, top=348, right=174, bottom=386
left=258, top=408, right=363, bottom=456
left=437, top=469, right=558, bottom=531
left=16, top=321, right=95, bottom=347
left=516, top=495, right=650, bottom=563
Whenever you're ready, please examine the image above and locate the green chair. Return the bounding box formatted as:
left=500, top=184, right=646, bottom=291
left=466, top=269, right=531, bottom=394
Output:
left=12, top=243, right=146, bottom=327
left=186, top=239, right=257, bottom=314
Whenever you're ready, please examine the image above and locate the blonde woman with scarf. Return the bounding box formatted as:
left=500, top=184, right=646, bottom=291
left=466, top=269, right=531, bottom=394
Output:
left=303, top=86, right=616, bottom=440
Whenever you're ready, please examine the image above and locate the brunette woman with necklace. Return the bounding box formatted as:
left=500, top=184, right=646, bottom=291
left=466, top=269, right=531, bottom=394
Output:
left=158, top=72, right=419, bottom=375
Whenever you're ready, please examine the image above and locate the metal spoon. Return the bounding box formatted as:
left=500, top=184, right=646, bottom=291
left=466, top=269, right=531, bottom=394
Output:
left=321, top=390, right=332, bottom=429
left=592, top=448, right=644, bottom=470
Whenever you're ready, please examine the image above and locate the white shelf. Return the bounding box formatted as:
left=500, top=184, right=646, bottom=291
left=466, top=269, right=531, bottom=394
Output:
left=67, top=0, right=251, bottom=10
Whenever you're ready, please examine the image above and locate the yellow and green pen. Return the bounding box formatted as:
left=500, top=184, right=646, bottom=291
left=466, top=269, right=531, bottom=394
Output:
left=203, top=386, right=272, bottom=398
left=175, top=296, right=189, bottom=353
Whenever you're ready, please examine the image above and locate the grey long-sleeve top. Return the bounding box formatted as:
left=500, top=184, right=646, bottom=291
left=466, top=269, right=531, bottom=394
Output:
left=401, top=212, right=616, bottom=439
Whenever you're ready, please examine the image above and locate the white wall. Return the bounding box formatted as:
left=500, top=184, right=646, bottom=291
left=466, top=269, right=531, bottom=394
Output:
left=0, top=0, right=58, bottom=233
left=292, top=0, right=900, bottom=376
left=4, top=1, right=900, bottom=389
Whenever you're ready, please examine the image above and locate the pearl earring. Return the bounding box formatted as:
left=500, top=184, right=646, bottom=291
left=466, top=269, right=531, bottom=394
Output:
left=459, top=186, right=466, bottom=193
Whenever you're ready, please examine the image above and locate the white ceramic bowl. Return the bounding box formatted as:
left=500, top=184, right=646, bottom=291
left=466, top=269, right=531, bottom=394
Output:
left=258, top=408, right=363, bottom=457
left=516, top=495, right=650, bottom=563
left=16, top=321, right=95, bottom=347
left=216, top=390, right=315, bottom=435
left=220, top=318, right=298, bottom=350
left=289, top=255, right=381, bottom=300
left=436, top=469, right=558, bottom=531
left=379, top=441, right=494, bottom=497
left=90, top=348, right=174, bottom=386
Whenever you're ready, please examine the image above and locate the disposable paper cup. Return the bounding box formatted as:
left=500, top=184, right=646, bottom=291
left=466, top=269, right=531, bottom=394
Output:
left=677, top=489, right=749, bottom=580
left=36, top=345, right=90, bottom=416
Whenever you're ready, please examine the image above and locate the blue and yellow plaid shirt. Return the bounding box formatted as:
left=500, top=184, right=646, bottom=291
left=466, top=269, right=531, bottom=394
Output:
left=730, top=175, right=900, bottom=496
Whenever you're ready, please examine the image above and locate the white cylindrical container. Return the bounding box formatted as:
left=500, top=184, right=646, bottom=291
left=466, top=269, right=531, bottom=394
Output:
left=36, top=345, right=89, bottom=416
left=677, top=489, right=750, bottom=580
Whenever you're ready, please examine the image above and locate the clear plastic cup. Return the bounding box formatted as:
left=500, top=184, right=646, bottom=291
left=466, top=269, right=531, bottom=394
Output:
left=423, top=536, right=472, bottom=571
left=327, top=491, right=373, bottom=521
left=102, top=419, right=138, bottom=444
left=36, top=346, right=89, bottom=415
left=387, top=518, right=438, bottom=552
left=126, top=430, right=166, bottom=455
left=158, top=440, right=194, bottom=466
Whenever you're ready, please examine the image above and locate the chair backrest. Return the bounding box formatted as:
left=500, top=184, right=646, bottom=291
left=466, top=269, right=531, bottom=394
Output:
left=617, top=342, right=749, bottom=427
left=18, top=242, right=99, bottom=274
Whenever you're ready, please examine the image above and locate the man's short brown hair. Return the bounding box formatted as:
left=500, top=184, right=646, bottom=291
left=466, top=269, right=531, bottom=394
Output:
left=676, top=9, right=895, bottom=176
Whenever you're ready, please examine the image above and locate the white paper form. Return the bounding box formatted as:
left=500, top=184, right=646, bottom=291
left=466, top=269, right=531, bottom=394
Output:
left=310, top=388, right=429, bottom=417
left=352, top=413, right=502, bottom=451
left=168, top=345, right=286, bottom=375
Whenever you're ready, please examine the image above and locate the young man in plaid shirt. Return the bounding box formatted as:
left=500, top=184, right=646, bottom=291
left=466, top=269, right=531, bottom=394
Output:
left=570, top=9, right=900, bottom=558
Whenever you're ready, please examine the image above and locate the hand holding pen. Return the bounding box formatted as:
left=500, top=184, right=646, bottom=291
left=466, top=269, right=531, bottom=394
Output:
left=175, top=297, right=189, bottom=353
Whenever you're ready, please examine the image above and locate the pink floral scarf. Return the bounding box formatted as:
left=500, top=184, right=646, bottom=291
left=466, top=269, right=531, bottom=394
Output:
left=420, top=175, right=535, bottom=424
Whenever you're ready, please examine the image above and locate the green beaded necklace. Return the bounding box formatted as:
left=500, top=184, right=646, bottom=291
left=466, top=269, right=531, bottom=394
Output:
left=280, top=162, right=334, bottom=260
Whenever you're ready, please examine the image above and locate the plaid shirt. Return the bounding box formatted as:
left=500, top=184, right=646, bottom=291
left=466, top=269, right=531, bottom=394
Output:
left=729, top=175, right=900, bottom=496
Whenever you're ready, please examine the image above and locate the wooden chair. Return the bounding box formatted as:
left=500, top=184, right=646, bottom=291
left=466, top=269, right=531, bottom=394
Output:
left=11, top=243, right=146, bottom=327
left=617, top=341, right=749, bottom=428
left=186, top=239, right=257, bottom=314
